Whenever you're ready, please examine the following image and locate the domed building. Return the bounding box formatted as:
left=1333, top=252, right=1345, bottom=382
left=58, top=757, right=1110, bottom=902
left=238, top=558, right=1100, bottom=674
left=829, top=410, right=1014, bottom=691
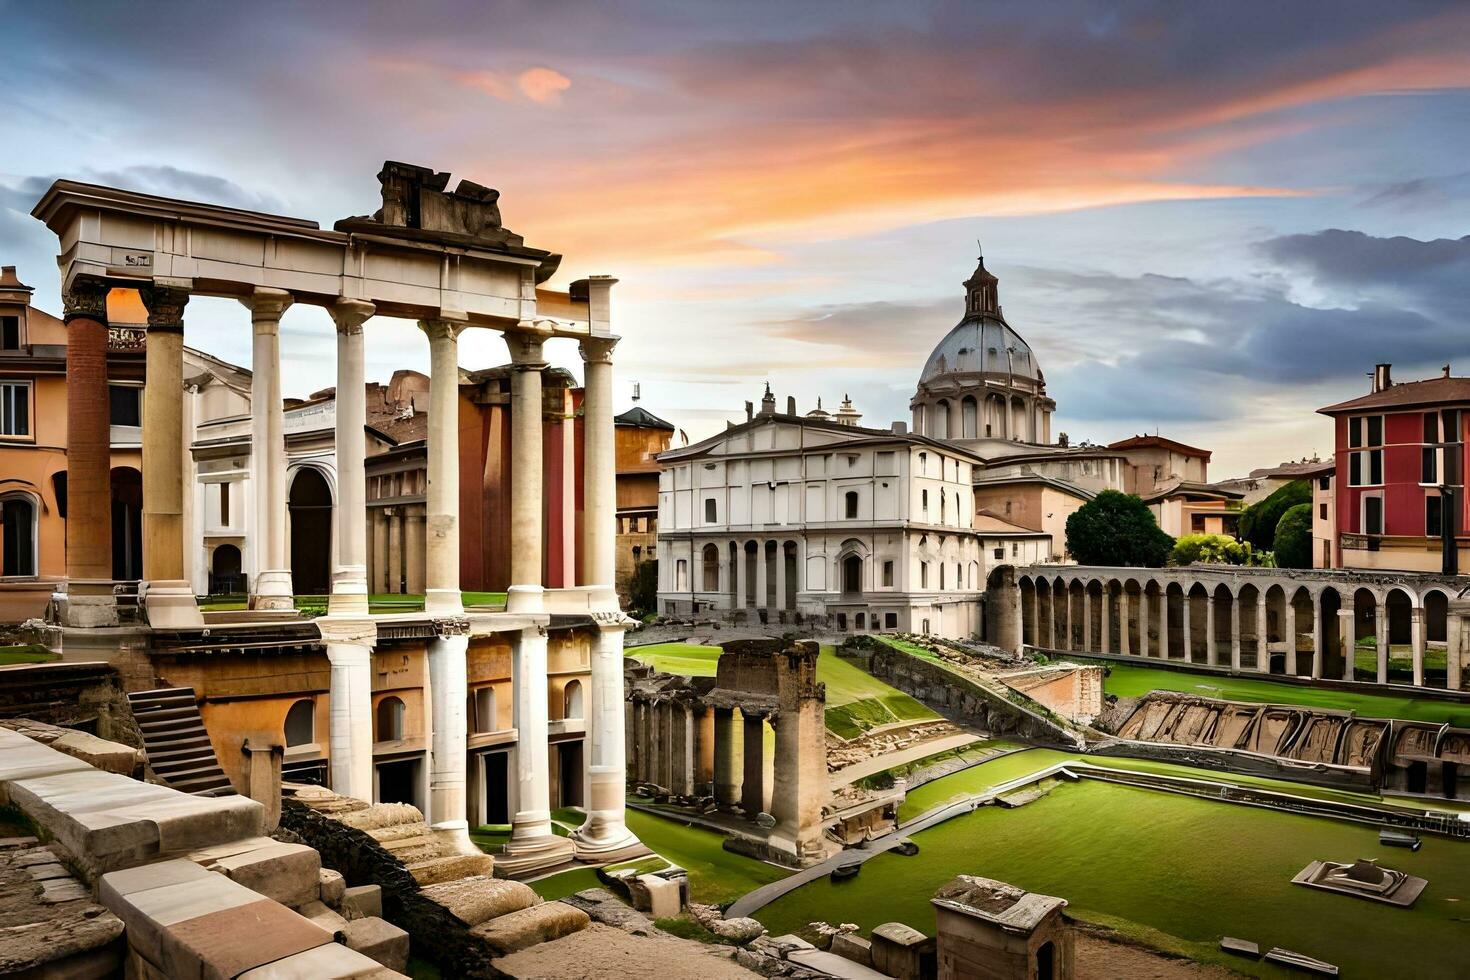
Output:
left=911, top=255, right=1054, bottom=446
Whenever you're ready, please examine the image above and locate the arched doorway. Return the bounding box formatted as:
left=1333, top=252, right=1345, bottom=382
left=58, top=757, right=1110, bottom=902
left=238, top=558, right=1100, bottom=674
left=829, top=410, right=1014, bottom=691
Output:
left=288, top=468, right=333, bottom=595
left=110, top=467, right=143, bottom=581
left=209, top=544, right=243, bottom=595
left=842, top=554, right=863, bottom=594
left=0, top=493, right=37, bottom=576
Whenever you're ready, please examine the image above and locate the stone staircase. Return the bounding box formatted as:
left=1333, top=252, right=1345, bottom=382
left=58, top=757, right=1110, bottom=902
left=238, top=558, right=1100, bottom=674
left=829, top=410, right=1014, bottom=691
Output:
left=288, top=786, right=594, bottom=975
left=125, top=686, right=237, bottom=796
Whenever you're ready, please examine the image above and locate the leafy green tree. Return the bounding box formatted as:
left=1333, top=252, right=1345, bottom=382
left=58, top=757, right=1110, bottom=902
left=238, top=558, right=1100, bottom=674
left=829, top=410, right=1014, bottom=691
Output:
left=1273, top=502, right=1313, bottom=569
left=1171, top=533, right=1247, bottom=566
left=1065, top=490, right=1173, bottom=567
left=627, top=560, right=658, bottom=617
left=1238, top=479, right=1311, bottom=551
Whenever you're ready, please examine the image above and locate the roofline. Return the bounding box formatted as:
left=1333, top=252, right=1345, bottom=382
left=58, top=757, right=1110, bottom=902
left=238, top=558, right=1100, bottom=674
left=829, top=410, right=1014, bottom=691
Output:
left=658, top=413, right=988, bottom=465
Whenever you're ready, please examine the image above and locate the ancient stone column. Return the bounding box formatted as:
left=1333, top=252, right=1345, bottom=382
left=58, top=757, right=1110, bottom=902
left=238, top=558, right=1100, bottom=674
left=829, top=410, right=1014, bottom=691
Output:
left=60, top=280, right=116, bottom=626
left=328, top=299, right=374, bottom=616
left=1117, top=591, right=1131, bottom=656
left=1375, top=599, right=1390, bottom=684
left=1028, top=590, right=1040, bottom=650
left=323, top=621, right=375, bottom=801
left=1137, top=591, right=1150, bottom=658
left=1181, top=595, right=1192, bottom=663
left=755, top=545, right=769, bottom=610
left=1310, top=598, right=1323, bottom=680
left=505, top=325, right=551, bottom=614
left=1080, top=590, right=1091, bottom=652
left=741, top=711, right=765, bottom=815
left=578, top=335, right=618, bottom=608
left=246, top=288, right=294, bottom=611
left=770, top=645, right=829, bottom=864
left=418, top=318, right=465, bottom=615
left=1283, top=600, right=1298, bottom=677
left=1100, top=588, right=1111, bottom=654
left=427, top=621, right=471, bottom=850
left=1256, top=596, right=1270, bottom=673
left=1205, top=594, right=1217, bottom=666
left=774, top=546, right=787, bottom=613
left=1411, top=606, right=1426, bottom=687
left=573, top=615, right=640, bottom=855
left=501, top=624, right=574, bottom=873
left=387, top=509, right=403, bottom=593
left=695, top=706, right=715, bottom=791
left=139, top=285, right=202, bottom=628
left=1338, top=608, right=1355, bottom=681
left=713, top=707, right=739, bottom=807
left=736, top=544, right=749, bottom=608
left=405, top=510, right=426, bottom=595
left=670, top=702, right=693, bottom=796
left=371, top=510, right=388, bottom=593
left=1230, top=596, right=1242, bottom=671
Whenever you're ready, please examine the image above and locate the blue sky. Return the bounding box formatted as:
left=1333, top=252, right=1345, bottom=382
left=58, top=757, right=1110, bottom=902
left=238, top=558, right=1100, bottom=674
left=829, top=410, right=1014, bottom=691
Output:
left=2, top=0, right=1469, bottom=475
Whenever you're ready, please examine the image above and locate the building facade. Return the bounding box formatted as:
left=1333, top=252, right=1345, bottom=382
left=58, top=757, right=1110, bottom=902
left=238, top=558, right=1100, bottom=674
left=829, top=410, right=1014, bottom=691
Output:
left=614, top=405, right=674, bottom=605
left=1318, top=364, right=1468, bottom=574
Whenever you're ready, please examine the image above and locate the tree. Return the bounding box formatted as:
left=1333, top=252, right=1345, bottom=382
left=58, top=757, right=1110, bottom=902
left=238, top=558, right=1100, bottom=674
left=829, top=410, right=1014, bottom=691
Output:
left=1273, top=502, right=1313, bottom=569
left=1171, top=533, right=1247, bottom=566
left=1239, top=479, right=1311, bottom=551
left=1065, top=490, right=1173, bottom=567
left=627, top=560, right=658, bottom=617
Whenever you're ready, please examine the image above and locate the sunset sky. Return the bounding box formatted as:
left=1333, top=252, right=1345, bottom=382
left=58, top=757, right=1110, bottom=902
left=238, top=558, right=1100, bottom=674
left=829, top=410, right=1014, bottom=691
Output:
left=4, top=1, right=1470, bottom=476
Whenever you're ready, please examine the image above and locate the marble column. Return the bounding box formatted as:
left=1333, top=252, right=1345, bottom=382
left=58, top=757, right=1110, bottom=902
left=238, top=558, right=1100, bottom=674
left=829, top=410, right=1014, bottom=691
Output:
left=1411, top=607, right=1426, bottom=687
left=139, top=285, right=202, bottom=628
left=1206, top=595, right=1218, bottom=666
left=1339, top=608, right=1355, bottom=681
left=713, top=707, right=739, bottom=808
left=1284, top=600, right=1298, bottom=677
left=775, top=545, right=787, bottom=613
left=1181, top=596, right=1192, bottom=663
left=371, top=510, right=388, bottom=593
left=419, top=318, right=465, bottom=616
left=60, top=280, right=115, bottom=626
left=1375, top=600, right=1390, bottom=684
left=574, top=614, right=639, bottom=854
left=741, top=711, right=765, bottom=815
left=1118, top=592, right=1131, bottom=656
left=755, top=545, right=769, bottom=610
left=405, top=511, right=426, bottom=595
left=328, top=299, right=374, bottom=616
left=1230, top=596, right=1242, bottom=671
left=1256, top=596, right=1270, bottom=673
left=1138, top=591, right=1150, bottom=658
left=578, top=334, right=619, bottom=608
left=323, top=625, right=374, bottom=800
left=501, top=622, right=575, bottom=872
left=505, top=325, right=551, bottom=614
left=427, top=623, right=470, bottom=848
left=1081, top=590, right=1092, bottom=652
left=244, top=288, right=293, bottom=611
left=1100, top=588, right=1111, bottom=654
left=387, top=510, right=403, bottom=593
left=1311, top=599, right=1324, bottom=680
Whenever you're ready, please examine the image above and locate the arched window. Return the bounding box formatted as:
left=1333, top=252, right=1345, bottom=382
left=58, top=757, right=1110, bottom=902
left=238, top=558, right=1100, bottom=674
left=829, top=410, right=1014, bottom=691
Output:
left=375, top=696, right=405, bottom=742
left=844, top=491, right=859, bottom=519
left=284, top=699, right=315, bottom=747
left=940, top=489, right=947, bottom=524
left=0, top=493, right=38, bottom=577
left=702, top=543, right=720, bottom=591
left=842, top=554, right=863, bottom=594
left=474, top=687, right=497, bottom=733
left=564, top=679, right=584, bottom=720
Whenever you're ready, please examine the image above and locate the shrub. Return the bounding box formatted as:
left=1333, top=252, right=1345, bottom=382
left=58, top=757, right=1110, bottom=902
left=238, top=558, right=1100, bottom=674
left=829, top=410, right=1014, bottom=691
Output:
left=1239, top=480, right=1311, bottom=551
left=1171, top=533, right=1247, bottom=566
left=1065, top=490, right=1173, bottom=567
left=1273, top=502, right=1313, bottom=568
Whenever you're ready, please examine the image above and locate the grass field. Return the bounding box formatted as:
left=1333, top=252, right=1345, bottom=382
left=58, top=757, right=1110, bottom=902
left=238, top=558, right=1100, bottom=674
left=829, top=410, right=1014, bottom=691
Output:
left=629, top=642, right=938, bottom=739
left=0, top=644, right=57, bottom=666
left=757, top=777, right=1470, bottom=979
left=1102, top=662, right=1470, bottom=726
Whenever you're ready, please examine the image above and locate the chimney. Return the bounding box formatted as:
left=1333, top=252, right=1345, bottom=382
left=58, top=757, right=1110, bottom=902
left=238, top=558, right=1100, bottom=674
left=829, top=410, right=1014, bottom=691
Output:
left=1444, top=364, right=1452, bottom=379
left=891, top=421, right=908, bottom=435
left=745, top=400, right=753, bottom=422
left=759, top=382, right=776, bottom=416
left=1373, top=363, right=1392, bottom=393
left=786, top=396, right=796, bottom=415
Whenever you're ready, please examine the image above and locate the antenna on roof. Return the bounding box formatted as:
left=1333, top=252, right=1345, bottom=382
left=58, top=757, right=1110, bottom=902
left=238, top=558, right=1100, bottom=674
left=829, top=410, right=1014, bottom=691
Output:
left=976, top=238, right=983, bottom=258
left=631, top=381, right=641, bottom=403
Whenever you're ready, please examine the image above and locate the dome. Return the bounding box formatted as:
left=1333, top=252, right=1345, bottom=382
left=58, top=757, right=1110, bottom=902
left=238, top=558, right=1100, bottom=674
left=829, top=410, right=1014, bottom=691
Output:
left=919, top=315, right=1041, bottom=383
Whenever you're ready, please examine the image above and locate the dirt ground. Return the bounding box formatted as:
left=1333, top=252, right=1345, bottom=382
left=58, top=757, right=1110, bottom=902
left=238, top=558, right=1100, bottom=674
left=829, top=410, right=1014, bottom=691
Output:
left=492, top=922, right=758, bottom=979
left=1077, top=929, right=1240, bottom=979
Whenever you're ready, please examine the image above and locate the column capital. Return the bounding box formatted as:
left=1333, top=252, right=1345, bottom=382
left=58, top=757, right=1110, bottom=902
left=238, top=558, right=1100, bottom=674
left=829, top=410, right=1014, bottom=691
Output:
left=579, top=334, right=619, bottom=364
left=241, top=286, right=293, bottom=322
left=330, top=298, right=375, bottom=335
left=418, top=317, right=464, bottom=344
left=62, top=277, right=110, bottom=324
left=139, top=283, right=190, bottom=331
left=506, top=326, right=549, bottom=368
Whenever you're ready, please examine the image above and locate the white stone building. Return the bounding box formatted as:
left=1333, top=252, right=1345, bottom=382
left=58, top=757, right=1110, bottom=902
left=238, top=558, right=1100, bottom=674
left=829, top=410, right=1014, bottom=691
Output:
left=656, top=405, right=1010, bottom=638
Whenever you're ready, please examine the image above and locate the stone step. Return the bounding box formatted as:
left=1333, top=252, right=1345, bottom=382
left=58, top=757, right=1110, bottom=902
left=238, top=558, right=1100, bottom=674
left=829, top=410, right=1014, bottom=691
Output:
left=419, top=876, right=538, bottom=927
left=379, top=838, right=448, bottom=866
left=364, top=822, right=436, bottom=845
left=468, top=901, right=590, bottom=956
left=405, top=852, right=494, bottom=886
left=336, top=803, right=424, bottom=832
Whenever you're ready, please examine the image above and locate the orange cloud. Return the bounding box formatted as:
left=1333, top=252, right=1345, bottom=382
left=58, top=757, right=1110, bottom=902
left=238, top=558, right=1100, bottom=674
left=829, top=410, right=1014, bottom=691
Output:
left=517, top=67, right=571, bottom=105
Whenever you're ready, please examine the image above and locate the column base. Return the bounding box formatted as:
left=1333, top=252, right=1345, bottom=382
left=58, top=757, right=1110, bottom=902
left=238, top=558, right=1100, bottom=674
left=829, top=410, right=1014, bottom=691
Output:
left=251, top=568, right=295, bottom=611
left=505, top=584, right=544, bottom=614
left=424, top=588, right=464, bottom=616
left=141, top=581, right=204, bottom=628
left=497, top=829, right=576, bottom=878
left=55, top=584, right=118, bottom=628
left=328, top=566, right=370, bottom=617
left=429, top=820, right=478, bottom=856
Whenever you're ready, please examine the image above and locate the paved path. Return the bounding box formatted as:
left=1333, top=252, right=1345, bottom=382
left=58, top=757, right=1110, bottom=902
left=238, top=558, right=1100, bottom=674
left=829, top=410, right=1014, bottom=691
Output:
left=829, top=732, right=982, bottom=788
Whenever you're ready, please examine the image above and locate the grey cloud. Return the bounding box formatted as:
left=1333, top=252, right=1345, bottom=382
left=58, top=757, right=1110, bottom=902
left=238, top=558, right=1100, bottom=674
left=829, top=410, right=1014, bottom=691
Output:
left=1361, top=171, right=1470, bottom=211
left=1, top=166, right=285, bottom=217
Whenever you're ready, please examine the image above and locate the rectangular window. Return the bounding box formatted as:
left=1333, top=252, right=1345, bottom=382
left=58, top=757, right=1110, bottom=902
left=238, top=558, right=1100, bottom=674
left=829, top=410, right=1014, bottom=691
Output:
left=1319, top=502, right=1327, bottom=520
left=884, top=613, right=897, bottom=629
left=920, top=563, right=928, bottom=589
left=1367, top=415, right=1383, bottom=447
left=1425, top=411, right=1439, bottom=443
left=0, top=316, right=18, bottom=350
left=109, top=385, right=141, bottom=427
left=1444, top=410, right=1462, bottom=443
left=1427, top=495, right=1443, bottom=537
left=1349, top=450, right=1383, bottom=487
left=1364, top=496, right=1383, bottom=535
left=993, top=547, right=1004, bottom=559
left=921, top=489, right=929, bottom=513
left=844, top=491, right=859, bottom=519
left=1318, top=475, right=1330, bottom=491
left=0, top=382, right=29, bottom=436
left=1423, top=447, right=1437, bottom=484
left=882, top=561, right=894, bottom=587
left=219, top=482, right=230, bottom=526
left=703, top=498, right=717, bottom=524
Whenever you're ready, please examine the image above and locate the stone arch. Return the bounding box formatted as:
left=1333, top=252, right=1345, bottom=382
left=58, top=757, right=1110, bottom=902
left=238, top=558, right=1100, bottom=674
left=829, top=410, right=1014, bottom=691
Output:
left=932, top=399, right=951, bottom=439
left=1162, top=582, right=1186, bottom=661
left=209, top=543, right=243, bottom=595
left=764, top=539, right=779, bottom=607
left=1010, top=395, right=1028, bottom=441
left=1019, top=575, right=1037, bottom=647
left=563, top=679, right=584, bottom=720
left=1352, top=587, right=1378, bottom=682
left=961, top=395, right=978, bottom=439
left=1263, top=584, right=1289, bottom=674
left=1424, top=588, right=1451, bottom=689
left=0, top=489, right=39, bottom=577
left=284, top=698, right=315, bottom=748
left=1237, top=583, right=1262, bottom=671
left=984, top=393, right=1006, bottom=438
left=1288, top=586, right=1314, bottom=677
left=728, top=541, right=740, bottom=604
left=1210, top=583, right=1233, bottom=666
left=110, top=465, right=143, bottom=581
left=743, top=540, right=759, bottom=607
left=1141, top=580, right=1164, bottom=658
left=376, top=695, right=405, bottom=741
left=1385, top=587, right=1415, bottom=683
left=1318, top=586, right=1343, bottom=680
left=701, top=543, right=721, bottom=592
left=1186, top=582, right=1210, bottom=664
left=783, top=541, right=799, bottom=609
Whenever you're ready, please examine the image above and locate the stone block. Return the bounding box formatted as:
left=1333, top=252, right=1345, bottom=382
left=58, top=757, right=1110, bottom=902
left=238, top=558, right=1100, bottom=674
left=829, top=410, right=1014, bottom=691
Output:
left=341, top=883, right=382, bottom=920
left=711, top=916, right=766, bottom=944
left=418, top=875, right=537, bottom=927
left=342, top=915, right=411, bottom=973
left=634, top=873, right=682, bottom=919
left=870, top=922, right=935, bottom=980
left=469, top=901, right=590, bottom=955
left=207, top=840, right=321, bottom=908
left=405, top=851, right=494, bottom=885
left=832, top=932, right=874, bottom=967
left=789, top=948, right=893, bottom=979
left=298, top=899, right=349, bottom=939
left=319, top=867, right=346, bottom=907
left=237, top=941, right=410, bottom=979
left=50, top=730, right=143, bottom=775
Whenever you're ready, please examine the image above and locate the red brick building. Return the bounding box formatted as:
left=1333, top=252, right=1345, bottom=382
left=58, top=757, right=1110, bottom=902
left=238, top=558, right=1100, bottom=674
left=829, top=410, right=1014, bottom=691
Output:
left=1318, top=363, right=1467, bottom=574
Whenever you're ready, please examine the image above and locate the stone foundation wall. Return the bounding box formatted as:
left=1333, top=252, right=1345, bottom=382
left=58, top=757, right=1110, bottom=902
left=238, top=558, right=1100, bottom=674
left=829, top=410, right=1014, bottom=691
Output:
left=867, top=647, right=1068, bottom=744
left=0, top=662, right=143, bottom=749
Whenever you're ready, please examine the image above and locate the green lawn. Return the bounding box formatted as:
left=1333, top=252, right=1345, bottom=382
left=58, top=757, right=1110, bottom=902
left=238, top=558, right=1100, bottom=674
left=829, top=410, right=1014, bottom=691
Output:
left=757, top=777, right=1470, bottom=979
left=630, top=643, right=938, bottom=740
left=874, top=635, right=945, bottom=663
left=1102, top=662, right=1470, bottom=726
left=0, top=644, right=57, bottom=666
left=626, top=808, right=789, bottom=906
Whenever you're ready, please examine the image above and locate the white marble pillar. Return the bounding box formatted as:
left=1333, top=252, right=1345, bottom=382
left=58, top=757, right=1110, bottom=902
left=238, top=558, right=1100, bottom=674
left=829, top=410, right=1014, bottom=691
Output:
left=755, top=544, right=769, bottom=609
left=775, top=545, right=787, bottom=613
left=328, top=300, right=374, bottom=615
left=1230, top=596, right=1242, bottom=671
left=1339, top=608, right=1355, bottom=681
left=1411, top=607, right=1426, bottom=687
left=324, top=627, right=374, bottom=800
left=1376, top=600, right=1390, bottom=684
left=1181, top=596, right=1192, bottom=663
left=573, top=617, right=639, bottom=854
left=1205, top=595, right=1217, bottom=666
left=418, top=318, right=466, bottom=616
left=1100, top=588, right=1111, bottom=654
left=505, top=325, right=551, bottom=613
left=736, top=543, right=749, bottom=608
left=1311, top=598, right=1324, bottom=679
left=247, top=288, right=294, bottom=610
left=427, top=625, right=470, bottom=845
left=578, top=335, right=617, bottom=606
left=1256, top=597, right=1271, bottom=674
left=501, top=622, right=575, bottom=872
